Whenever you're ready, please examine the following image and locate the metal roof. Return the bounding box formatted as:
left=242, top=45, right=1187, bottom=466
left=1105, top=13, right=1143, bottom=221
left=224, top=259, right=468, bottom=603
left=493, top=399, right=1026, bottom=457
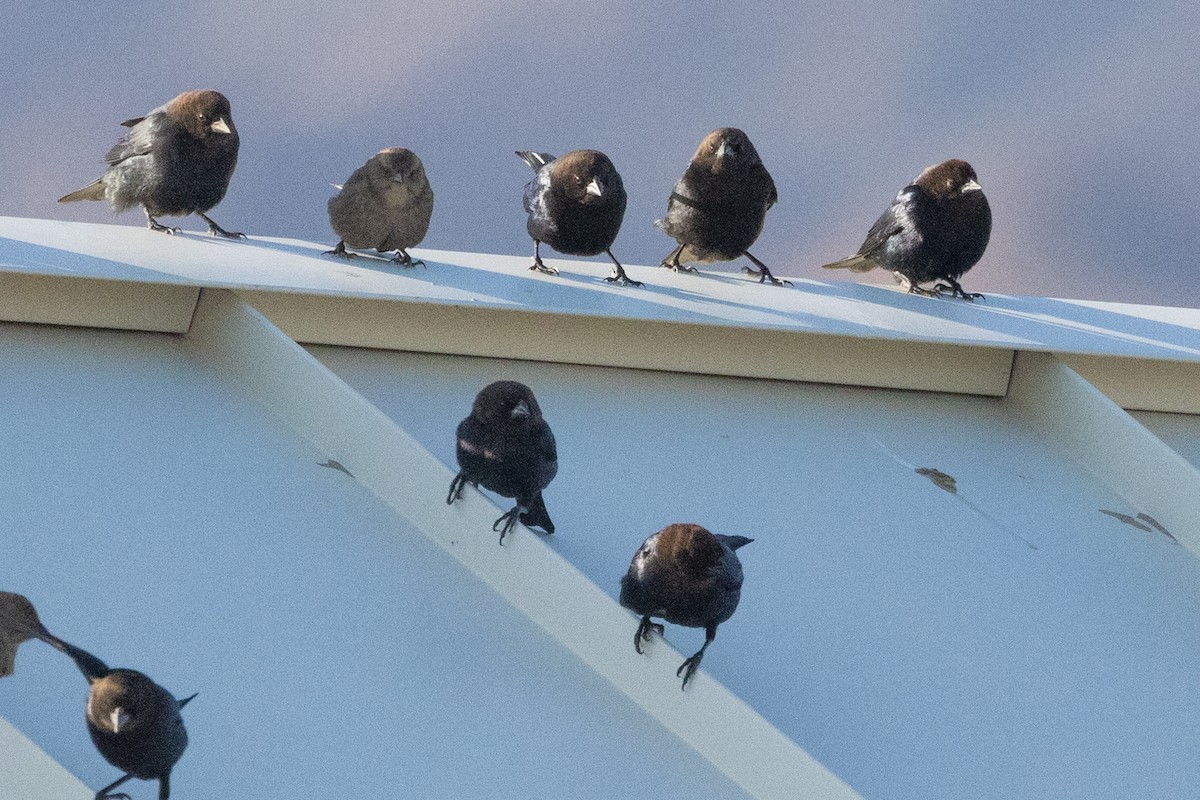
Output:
left=2, top=217, right=1199, bottom=799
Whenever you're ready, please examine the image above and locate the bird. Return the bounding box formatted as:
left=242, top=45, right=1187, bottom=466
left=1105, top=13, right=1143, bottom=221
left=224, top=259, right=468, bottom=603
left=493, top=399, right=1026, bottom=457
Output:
left=821, top=158, right=991, bottom=300
left=59, top=90, right=244, bottom=239
left=0, top=594, right=195, bottom=799
left=325, top=147, right=434, bottom=267
left=446, top=380, right=558, bottom=544
left=619, top=523, right=752, bottom=690
left=657, top=127, right=789, bottom=286
left=0, top=591, right=51, bottom=677
left=516, top=149, right=641, bottom=287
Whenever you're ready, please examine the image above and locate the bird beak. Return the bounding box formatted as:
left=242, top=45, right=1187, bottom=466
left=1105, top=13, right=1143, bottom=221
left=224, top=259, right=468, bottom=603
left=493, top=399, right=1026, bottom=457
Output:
left=961, top=179, right=982, bottom=193
left=716, top=141, right=734, bottom=159
left=210, top=117, right=232, bottom=135
left=111, top=707, right=130, bottom=733
left=511, top=400, right=531, bottom=419
left=392, top=173, right=406, bottom=184
left=330, top=183, right=344, bottom=191
left=585, top=178, right=604, bottom=197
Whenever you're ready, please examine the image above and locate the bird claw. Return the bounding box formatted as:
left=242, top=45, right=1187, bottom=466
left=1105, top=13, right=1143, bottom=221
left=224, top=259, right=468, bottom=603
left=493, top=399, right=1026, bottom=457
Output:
left=633, top=617, right=664, bottom=654
left=932, top=282, right=984, bottom=301
left=529, top=258, right=559, bottom=275
left=660, top=260, right=698, bottom=273
left=492, top=506, right=523, bottom=544
left=147, top=221, right=181, bottom=235
left=391, top=251, right=426, bottom=268
left=323, top=243, right=358, bottom=259
left=741, top=266, right=792, bottom=286
left=446, top=473, right=468, bottom=505
left=676, top=652, right=703, bottom=690
left=96, top=793, right=131, bottom=800
left=209, top=225, right=247, bottom=239
left=605, top=270, right=644, bottom=288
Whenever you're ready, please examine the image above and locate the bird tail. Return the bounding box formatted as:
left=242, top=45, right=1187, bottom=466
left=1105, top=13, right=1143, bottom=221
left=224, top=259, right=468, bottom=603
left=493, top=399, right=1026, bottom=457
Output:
left=178, top=692, right=199, bottom=709
left=820, top=253, right=877, bottom=273
left=515, top=151, right=555, bottom=172
left=58, top=180, right=106, bottom=203
left=519, top=493, right=555, bottom=534
left=717, top=534, right=754, bottom=551
left=31, top=630, right=110, bottom=681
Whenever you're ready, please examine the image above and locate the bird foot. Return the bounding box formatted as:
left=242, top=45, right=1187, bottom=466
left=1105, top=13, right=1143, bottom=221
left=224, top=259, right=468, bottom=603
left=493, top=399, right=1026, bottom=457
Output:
left=604, top=268, right=644, bottom=287
left=905, top=284, right=942, bottom=298
left=446, top=473, right=470, bottom=505
left=741, top=266, right=792, bottom=286
left=198, top=212, right=246, bottom=239
left=391, top=251, right=426, bottom=268
left=529, top=258, right=559, bottom=275
left=660, top=260, right=698, bottom=273
left=492, top=505, right=525, bottom=544
left=633, top=617, right=665, bottom=655
left=323, top=242, right=357, bottom=259
left=146, top=217, right=181, bottom=235
left=676, top=652, right=704, bottom=690
left=933, top=282, right=984, bottom=301
left=95, top=793, right=131, bottom=800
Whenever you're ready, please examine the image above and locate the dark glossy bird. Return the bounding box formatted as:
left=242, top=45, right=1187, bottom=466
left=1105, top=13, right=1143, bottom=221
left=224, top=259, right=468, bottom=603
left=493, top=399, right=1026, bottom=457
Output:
left=821, top=158, right=991, bottom=300
left=59, top=90, right=244, bottom=238
left=619, top=523, right=752, bottom=690
left=657, top=128, right=789, bottom=286
left=325, top=147, right=434, bottom=266
left=447, top=380, right=558, bottom=544
left=517, top=149, right=641, bottom=287
left=0, top=595, right=195, bottom=799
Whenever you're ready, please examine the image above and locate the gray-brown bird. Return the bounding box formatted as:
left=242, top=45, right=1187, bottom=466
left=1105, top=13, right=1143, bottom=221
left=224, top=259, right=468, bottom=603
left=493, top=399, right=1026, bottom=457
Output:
left=59, top=90, right=243, bottom=238
left=657, top=128, right=789, bottom=286
left=447, top=380, right=558, bottom=544
left=821, top=159, right=991, bottom=300
left=517, top=149, right=641, bottom=286
left=0, top=591, right=51, bottom=677
left=619, top=524, right=752, bottom=690
left=325, top=147, right=434, bottom=267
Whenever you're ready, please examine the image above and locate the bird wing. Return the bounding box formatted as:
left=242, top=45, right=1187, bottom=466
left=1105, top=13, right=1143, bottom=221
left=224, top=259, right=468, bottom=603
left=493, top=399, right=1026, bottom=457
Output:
left=103, top=110, right=166, bottom=166
left=515, top=151, right=556, bottom=172
left=764, top=169, right=778, bottom=209
left=522, top=166, right=554, bottom=223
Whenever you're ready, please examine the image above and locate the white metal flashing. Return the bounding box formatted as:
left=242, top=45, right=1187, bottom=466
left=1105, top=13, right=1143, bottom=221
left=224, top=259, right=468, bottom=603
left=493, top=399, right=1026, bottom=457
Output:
left=0, top=718, right=90, bottom=799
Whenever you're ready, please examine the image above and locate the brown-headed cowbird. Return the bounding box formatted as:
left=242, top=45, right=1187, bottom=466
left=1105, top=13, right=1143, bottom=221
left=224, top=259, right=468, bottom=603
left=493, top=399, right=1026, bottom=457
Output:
left=619, top=524, right=752, bottom=690
left=324, top=147, right=434, bottom=266
left=0, top=594, right=195, bottom=799
left=657, top=128, right=789, bottom=286
left=446, top=380, right=558, bottom=544
left=821, top=158, right=991, bottom=300
left=59, top=90, right=244, bottom=238
left=517, top=150, right=641, bottom=287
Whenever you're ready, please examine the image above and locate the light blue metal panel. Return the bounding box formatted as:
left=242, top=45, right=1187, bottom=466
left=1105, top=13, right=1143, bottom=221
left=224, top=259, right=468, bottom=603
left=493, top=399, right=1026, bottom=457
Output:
left=0, top=323, right=750, bottom=799
left=310, top=345, right=1200, bottom=800
left=1134, top=410, right=1200, bottom=470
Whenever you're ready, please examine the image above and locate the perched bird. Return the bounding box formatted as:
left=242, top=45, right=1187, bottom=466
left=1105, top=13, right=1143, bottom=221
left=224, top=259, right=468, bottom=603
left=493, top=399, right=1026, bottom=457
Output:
left=619, top=524, right=752, bottom=690
left=517, top=149, right=641, bottom=287
left=657, top=128, right=789, bottom=286
left=325, top=147, right=434, bottom=266
left=0, top=594, right=195, bottom=799
left=59, top=90, right=244, bottom=238
left=0, top=591, right=50, bottom=677
left=447, top=380, right=558, bottom=544
left=821, top=158, right=991, bottom=300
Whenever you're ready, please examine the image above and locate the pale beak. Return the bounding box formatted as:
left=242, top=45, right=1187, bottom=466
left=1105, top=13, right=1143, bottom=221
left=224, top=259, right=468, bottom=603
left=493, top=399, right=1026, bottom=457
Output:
left=961, top=179, right=982, bottom=193
left=585, top=178, right=603, bottom=197
left=111, top=707, right=130, bottom=733
left=717, top=141, right=734, bottom=159
left=511, top=400, right=531, bottom=418
left=210, top=117, right=232, bottom=135
left=392, top=173, right=406, bottom=184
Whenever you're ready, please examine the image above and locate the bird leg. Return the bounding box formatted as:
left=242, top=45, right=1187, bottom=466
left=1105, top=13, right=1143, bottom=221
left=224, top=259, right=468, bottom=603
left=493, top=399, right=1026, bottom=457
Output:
left=492, top=503, right=526, bottom=545
left=143, top=209, right=180, bottom=235
left=676, top=624, right=717, bottom=690
left=94, top=772, right=134, bottom=800
left=659, top=243, right=697, bottom=273
left=390, top=249, right=426, bottom=268
left=893, top=272, right=941, bottom=297
left=529, top=241, right=559, bottom=275
left=446, top=472, right=470, bottom=505
left=323, top=240, right=358, bottom=259
left=603, top=250, right=644, bottom=287
left=633, top=615, right=665, bottom=655
left=198, top=212, right=246, bottom=239
left=932, top=278, right=984, bottom=302
left=742, top=251, right=792, bottom=286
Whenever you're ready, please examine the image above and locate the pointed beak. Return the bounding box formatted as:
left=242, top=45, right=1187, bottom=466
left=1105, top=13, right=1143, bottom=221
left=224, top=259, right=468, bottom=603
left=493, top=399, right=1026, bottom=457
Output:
left=511, top=399, right=531, bottom=418
left=716, top=141, right=734, bottom=159
left=392, top=173, right=406, bottom=184
left=210, top=117, right=232, bottom=135
left=111, top=707, right=130, bottom=733
left=585, top=178, right=604, bottom=197
left=961, top=179, right=982, bottom=193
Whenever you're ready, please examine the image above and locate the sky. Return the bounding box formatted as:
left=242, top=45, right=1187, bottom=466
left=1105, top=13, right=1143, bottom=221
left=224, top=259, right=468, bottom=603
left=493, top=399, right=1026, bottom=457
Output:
left=3, top=0, right=1198, bottom=306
